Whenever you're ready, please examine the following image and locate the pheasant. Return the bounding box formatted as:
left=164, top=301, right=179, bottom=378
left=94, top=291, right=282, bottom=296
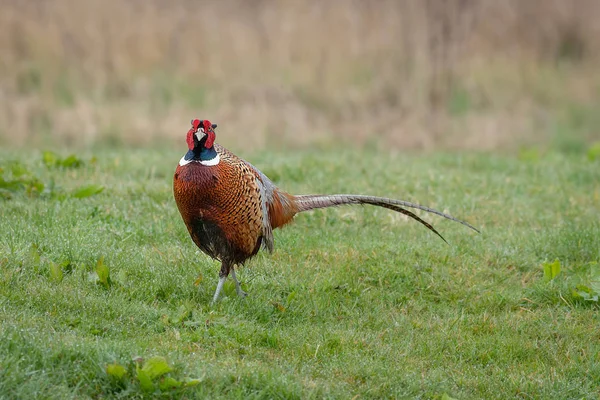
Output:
left=173, top=119, right=479, bottom=302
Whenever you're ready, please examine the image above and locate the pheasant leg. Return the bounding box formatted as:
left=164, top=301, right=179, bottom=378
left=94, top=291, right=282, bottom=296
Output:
left=212, top=276, right=227, bottom=303
left=230, top=268, right=247, bottom=298
left=212, top=261, right=231, bottom=303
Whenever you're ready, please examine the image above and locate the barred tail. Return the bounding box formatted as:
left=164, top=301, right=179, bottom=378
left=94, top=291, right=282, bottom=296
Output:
left=293, top=194, right=479, bottom=244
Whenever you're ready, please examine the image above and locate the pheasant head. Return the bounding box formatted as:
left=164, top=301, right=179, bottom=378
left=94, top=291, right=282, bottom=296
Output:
left=180, top=119, right=220, bottom=166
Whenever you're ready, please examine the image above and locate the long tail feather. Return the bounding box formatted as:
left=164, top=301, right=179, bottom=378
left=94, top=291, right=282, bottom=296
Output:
left=371, top=202, right=449, bottom=244
left=293, top=194, right=479, bottom=242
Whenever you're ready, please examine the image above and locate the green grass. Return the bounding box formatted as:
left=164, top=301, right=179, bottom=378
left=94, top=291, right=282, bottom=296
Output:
left=0, top=145, right=599, bottom=399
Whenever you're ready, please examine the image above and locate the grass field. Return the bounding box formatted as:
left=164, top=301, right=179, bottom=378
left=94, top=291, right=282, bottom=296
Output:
left=0, top=143, right=599, bottom=398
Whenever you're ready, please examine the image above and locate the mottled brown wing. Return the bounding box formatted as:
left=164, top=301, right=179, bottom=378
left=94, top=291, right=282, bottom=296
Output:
left=217, top=144, right=299, bottom=248
left=212, top=145, right=265, bottom=257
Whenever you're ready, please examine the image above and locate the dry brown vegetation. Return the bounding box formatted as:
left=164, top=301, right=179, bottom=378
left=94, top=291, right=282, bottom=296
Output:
left=1, top=0, right=599, bottom=150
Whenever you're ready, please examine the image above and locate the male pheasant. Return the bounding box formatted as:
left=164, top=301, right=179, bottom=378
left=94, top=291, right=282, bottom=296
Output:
left=173, top=119, right=478, bottom=302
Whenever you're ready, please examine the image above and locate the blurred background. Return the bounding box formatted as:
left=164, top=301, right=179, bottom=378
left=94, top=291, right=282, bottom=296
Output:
left=1, top=0, right=599, bottom=151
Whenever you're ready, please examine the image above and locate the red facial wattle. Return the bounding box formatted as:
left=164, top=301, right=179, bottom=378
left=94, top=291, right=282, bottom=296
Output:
left=203, top=120, right=216, bottom=149
left=187, top=119, right=202, bottom=150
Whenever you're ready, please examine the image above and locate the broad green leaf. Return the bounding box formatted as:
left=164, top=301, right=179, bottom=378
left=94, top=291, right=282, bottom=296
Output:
left=42, top=151, right=59, bottom=168
left=72, top=184, right=104, bottom=199
left=141, top=356, right=173, bottom=380
left=49, top=262, right=63, bottom=283
left=106, top=363, right=128, bottom=380
left=286, top=291, right=297, bottom=304
left=159, top=376, right=183, bottom=391
left=60, top=154, right=83, bottom=168
left=136, top=369, right=154, bottom=392
left=588, top=142, right=600, bottom=161
left=96, top=257, right=111, bottom=288
left=573, top=284, right=599, bottom=303
left=42, top=152, right=83, bottom=169
left=543, top=259, right=561, bottom=281
left=183, top=378, right=203, bottom=387
left=28, top=243, right=41, bottom=266
left=573, top=285, right=594, bottom=301
left=10, top=162, right=29, bottom=178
